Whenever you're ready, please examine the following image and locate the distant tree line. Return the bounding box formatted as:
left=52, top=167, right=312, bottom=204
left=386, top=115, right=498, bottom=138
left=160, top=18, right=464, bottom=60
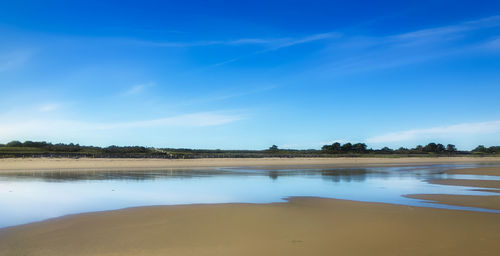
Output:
left=0, top=140, right=499, bottom=158
left=321, top=142, right=459, bottom=154
left=472, top=145, right=500, bottom=154
left=321, top=142, right=368, bottom=153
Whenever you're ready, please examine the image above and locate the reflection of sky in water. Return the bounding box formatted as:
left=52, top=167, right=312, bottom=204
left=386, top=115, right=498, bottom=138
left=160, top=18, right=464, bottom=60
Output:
left=0, top=164, right=499, bottom=228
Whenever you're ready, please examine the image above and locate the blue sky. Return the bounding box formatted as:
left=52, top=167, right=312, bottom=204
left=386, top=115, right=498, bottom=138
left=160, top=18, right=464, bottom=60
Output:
left=1, top=0, right=500, bottom=150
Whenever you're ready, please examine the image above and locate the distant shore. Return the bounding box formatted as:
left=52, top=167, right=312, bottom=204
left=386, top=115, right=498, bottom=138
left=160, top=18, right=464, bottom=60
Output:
left=1, top=156, right=500, bottom=172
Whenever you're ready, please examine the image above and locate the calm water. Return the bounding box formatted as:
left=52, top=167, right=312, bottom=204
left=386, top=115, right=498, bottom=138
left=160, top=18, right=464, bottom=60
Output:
left=1, top=163, right=499, bottom=228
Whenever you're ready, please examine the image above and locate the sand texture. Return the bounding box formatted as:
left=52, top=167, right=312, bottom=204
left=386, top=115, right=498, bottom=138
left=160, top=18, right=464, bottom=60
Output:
left=1, top=197, right=499, bottom=256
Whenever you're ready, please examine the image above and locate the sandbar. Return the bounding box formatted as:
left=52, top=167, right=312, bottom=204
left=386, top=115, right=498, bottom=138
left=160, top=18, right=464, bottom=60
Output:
left=405, top=194, right=500, bottom=210
left=445, top=166, right=500, bottom=176
left=428, top=179, right=500, bottom=189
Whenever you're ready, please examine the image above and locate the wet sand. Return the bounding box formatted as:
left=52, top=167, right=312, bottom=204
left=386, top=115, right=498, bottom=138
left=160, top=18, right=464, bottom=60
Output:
left=1, top=197, right=499, bottom=256
left=428, top=179, right=500, bottom=189
left=1, top=157, right=500, bottom=172
left=427, top=166, right=500, bottom=189
left=446, top=166, right=500, bottom=176
left=405, top=194, right=500, bottom=210
left=408, top=167, right=500, bottom=210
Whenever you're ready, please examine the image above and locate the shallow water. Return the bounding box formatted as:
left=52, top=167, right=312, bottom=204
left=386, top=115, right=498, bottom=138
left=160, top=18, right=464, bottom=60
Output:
left=0, top=163, right=499, bottom=228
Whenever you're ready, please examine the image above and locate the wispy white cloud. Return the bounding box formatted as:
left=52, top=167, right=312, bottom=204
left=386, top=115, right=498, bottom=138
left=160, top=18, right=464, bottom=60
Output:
left=172, top=85, right=277, bottom=108
left=268, top=32, right=340, bottom=50
left=122, top=82, right=155, bottom=96
left=0, top=112, right=244, bottom=141
left=97, top=112, right=243, bottom=129
left=482, top=37, right=500, bottom=49
left=391, top=15, right=500, bottom=41
left=126, top=33, right=338, bottom=49
left=0, top=50, right=32, bottom=72
left=208, top=32, right=340, bottom=67
left=38, top=103, right=61, bottom=112
left=366, top=120, right=500, bottom=143
left=320, top=15, right=500, bottom=75
left=125, top=38, right=275, bottom=48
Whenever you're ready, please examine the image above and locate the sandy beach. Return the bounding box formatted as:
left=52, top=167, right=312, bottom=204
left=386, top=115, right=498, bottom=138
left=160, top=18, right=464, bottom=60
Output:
left=0, top=197, right=498, bottom=256
left=1, top=156, right=500, bottom=172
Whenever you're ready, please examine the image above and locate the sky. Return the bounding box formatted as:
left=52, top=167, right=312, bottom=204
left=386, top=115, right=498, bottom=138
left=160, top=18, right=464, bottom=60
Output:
left=1, top=0, right=500, bottom=150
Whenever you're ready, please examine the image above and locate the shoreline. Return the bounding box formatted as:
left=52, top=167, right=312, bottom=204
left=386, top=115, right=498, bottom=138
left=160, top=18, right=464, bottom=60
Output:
left=1, top=156, right=500, bottom=172
left=1, top=197, right=499, bottom=256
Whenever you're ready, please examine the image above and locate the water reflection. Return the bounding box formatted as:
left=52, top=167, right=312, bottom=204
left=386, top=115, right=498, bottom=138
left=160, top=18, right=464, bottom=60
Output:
left=0, top=164, right=499, bottom=228
left=321, top=169, right=368, bottom=182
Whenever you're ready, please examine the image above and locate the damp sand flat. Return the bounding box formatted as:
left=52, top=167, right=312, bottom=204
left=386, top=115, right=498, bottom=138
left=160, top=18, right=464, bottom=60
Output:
left=427, top=167, right=500, bottom=189
left=445, top=167, right=500, bottom=176
left=407, top=167, right=500, bottom=210
left=405, top=194, right=500, bottom=210
left=0, top=197, right=499, bottom=256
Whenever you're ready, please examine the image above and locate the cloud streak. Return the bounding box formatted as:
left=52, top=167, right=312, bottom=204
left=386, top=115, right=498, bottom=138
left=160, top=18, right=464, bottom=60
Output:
left=126, top=32, right=339, bottom=49
left=320, top=15, right=500, bottom=75
left=122, top=82, right=156, bottom=96
left=366, top=120, right=500, bottom=143
left=38, top=103, right=61, bottom=112
left=0, top=50, right=32, bottom=72
left=208, top=32, right=340, bottom=67
left=0, top=112, right=244, bottom=141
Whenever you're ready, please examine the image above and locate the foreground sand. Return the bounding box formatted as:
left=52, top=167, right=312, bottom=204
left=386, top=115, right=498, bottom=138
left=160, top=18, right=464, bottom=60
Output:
left=1, top=197, right=499, bottom=256
left=1, top=157, right=500, bottom=172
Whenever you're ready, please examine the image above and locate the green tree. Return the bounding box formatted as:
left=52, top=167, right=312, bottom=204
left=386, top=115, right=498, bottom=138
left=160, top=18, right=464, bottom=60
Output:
left=380, top=147, right=393, bottom=153
left=352, top=143, right=367, bottom=153
left=423, top=143, right=437, bottom=153
left=269, top=145, right=279, bottom=152
left=331, top=142, right=341, bottom=152
left=472, top=145, right=487, bottom=153
left=6, top=140, right=23, bottom=147
left=446, top=144, right=457, bottom=153
left=436, top=143, right=445, bottom=152
left=341, top=143, right=352, bottom=153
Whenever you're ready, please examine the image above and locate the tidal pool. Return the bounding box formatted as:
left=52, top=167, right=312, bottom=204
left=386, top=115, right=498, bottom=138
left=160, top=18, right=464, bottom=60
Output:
left=0, top=164, right=499, bottom=228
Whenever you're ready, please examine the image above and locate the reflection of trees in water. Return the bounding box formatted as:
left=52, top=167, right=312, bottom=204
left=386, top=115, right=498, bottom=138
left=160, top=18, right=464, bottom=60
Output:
left=320, top=169, right=368, bottom=182
left=2, top=168, right=381, bottom=183
left=263, top=168, right=371, bottom=182
left=0, top=170, right=220, bottom=182
left=268, top=171, right=279, bottom=180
